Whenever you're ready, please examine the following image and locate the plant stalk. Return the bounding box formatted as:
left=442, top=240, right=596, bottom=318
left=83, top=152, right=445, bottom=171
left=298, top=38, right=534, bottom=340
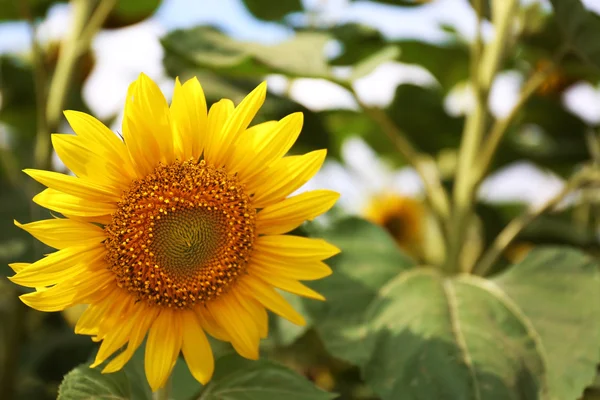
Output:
left=474, top=173, right=590, bottom=276
left=445, top=0, right=518, bottom=273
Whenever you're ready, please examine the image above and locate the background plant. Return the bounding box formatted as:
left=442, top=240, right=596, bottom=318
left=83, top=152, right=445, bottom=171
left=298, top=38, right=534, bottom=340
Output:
left=1, top=0, right=600, bottom=399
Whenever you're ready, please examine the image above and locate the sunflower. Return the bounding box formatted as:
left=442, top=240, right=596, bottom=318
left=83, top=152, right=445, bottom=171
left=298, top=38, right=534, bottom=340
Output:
left=363, top=193, right=424, bottom=257
left=10, top=73, right=339, bottom=391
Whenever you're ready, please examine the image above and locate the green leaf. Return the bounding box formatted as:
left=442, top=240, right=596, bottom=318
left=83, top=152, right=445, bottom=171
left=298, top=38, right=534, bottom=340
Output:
left=350, top=45, right=400, bottom=81
left=353, top=0, right=430, bottom=6
left=396, top=40, right=470, bottom=92
left=493, top=247, right=600, bottom=399
left=57, top=362, right=151, bottom=400
left=309, top=218, right=600, bottom=400
left=0, top=0, right=64, bottom=21
left=305, top=217, right=415, bottom=365
left=199, top=354, right=335, bottom=400
left=162, top=27, right=331, bottom=79
left=103, top=0, right=162, bottom=29
left=329, top=23, right=388, bottom=66
left=388, top=84, right=464, bottom=155
left=549, top=0, right=600, bottom=68
left=241, top=0, right=302, bottom=21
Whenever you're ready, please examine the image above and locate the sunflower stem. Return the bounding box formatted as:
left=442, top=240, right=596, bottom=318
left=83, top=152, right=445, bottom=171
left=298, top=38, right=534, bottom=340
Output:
left=153, top=374, right=173, bottom=400
left=445, top=0, right=518, bottom=274
left=473, top=171, right=595, bottom=277
left=41, top=0, right=116, bottom=170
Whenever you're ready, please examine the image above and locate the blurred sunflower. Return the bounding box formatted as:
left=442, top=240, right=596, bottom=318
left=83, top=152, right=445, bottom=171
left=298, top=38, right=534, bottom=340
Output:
left=363, top=193, right=424, bottom=258
left=10, top=73, right=339, bottom=391
left=304, top=138, right=444, bottom=263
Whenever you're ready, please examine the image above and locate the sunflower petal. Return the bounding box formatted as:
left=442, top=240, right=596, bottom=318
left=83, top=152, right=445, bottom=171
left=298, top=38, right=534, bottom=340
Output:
left=195, top=306, right=230, bottom=342
left=102, top=305, right=158, bottom=374
left=171, top=77, right=207, bottom=161
left=238, top=275, right=306, bottom=326
left=51, top=134, right=130, bottom=190
left=251, top=272, right=325, bottom=301
left=257, top=190, right=339, bottom=235
left=181, top=310, right=214, bottom=384
left=9, top=244, right=105, bottom=287
left=33, top=188, right=115, bottom=219
left=255, top=235, right=340, bottom=262
left=212, top=82, right=267, bottom=167
left=24, top=169, right=120, bottom=202
left=145, top=310, right=182, bottom=392
left=19, top=269, right=113, bottom=312
left=249, top=150, right=327, bottom=208
left=14, top=218, right=106, bottom=250
left=249, top=256, right=332, bottom=281
left=63, top=110, right=136, bottom=179
left=206, top=293, right=260, bottom=360
left=203, top=99, right=234, bottom=168
left=235, top=113, right=303, bottom=184
left=123, top=73, right=174, bottom=176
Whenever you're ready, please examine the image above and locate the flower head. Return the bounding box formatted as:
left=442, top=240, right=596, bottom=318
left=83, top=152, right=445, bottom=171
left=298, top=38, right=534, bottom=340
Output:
left=10, top=73, right=339, bottom=391
left=363, top=193, right=424, bottom=257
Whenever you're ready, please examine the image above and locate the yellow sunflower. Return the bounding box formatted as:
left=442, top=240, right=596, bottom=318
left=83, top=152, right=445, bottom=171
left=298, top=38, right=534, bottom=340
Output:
left=363, top=193, right=424, bottom=257
left=10, top=73, right=339, bottom=391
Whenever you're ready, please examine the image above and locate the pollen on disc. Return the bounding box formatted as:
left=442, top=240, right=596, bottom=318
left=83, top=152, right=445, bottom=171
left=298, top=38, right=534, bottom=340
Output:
left=104, top=159, right=256, bottom=308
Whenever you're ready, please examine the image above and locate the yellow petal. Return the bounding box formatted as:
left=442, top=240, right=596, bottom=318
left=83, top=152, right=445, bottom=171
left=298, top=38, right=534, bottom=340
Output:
left=75, top=295, right=116, bottom=336
left=249, top=256, right=332, bottom=281
left=251, top=272, right=325, bottom=301
left=123, top=73, right=174, bottom=176
left=19, top=268, right=113, bottom=312
left=225, top=121, right=277, bottom=174
left=254, top=235, right=340, bottom=262
left=24, top=169, right=120, bottom=202
left=234, top=113, right=303, bottom=184
left=51, top=134, right=130, bottom=190
left=9, top=244, right=105, bottom=287
left=211, top=82, right=267, bottom=167
left=8, top=263, right=30, bottom=273
left=181, top=310, right=214, bottom=384
left=63, top=110, right=137, bottom=180
left=145, top=310, right=182, bottom=392
left=102, top=305, right=159, bottom=374
left=33, top=188, right=116, bottom=219
left=249, top=149, right=327, bottom=208
left=171, top=77, right=207, bottom=160
left=195, top=306, right=230, bottom=342
left=14, top=218, right=106, bottom=250
left=206, top=293, right=260, bottom=360
left=257, top=190, right=339, bottom=235
left=91, top=309, right=139, bottom=367
left=232, top=290, right=268, bottom=339
left=238, top=275, right=306, bottom=326
left=203, top=99, right=234, bottom=168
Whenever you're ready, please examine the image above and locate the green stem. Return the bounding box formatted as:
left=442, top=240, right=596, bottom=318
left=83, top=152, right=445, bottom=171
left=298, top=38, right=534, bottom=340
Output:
left=474, top=50, right=566, bottom=186
left=474, top=174, right=589, bottom=276
left=153, top=373, right=173, bottom=400
left=445, top=0, right=518, bottom=273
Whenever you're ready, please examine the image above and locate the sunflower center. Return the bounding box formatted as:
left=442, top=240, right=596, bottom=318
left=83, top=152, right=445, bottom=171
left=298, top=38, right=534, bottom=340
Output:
left=104, top=159, right=256, bottom=308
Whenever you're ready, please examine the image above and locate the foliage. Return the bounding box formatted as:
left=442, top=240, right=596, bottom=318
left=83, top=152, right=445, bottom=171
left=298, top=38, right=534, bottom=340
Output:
left=1, top=0, right=600, bottom=399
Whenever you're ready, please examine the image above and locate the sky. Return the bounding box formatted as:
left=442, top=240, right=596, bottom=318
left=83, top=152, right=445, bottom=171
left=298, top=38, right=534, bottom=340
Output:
left=0, top=0, right=599, bottom=209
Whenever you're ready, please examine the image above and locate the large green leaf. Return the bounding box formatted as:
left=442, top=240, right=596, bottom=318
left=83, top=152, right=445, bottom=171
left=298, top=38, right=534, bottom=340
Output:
left=305, top=218, right=415, bottom=365
left=162, top=27, right=331, bottom=79
left=199, top=354, right=336, bottom=400
left=387, top=84, right=465, bottom=155
left=396, top=40, right=470, bottom=92
left=57, top=361, right=151, bottom=400
left=549, top=0, right=600, bottom=68
left=0, top=0, right=63, bottom=21
left=309, top=217, right=600, bottom=400
left=241, top=0, right=302, bottom=21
